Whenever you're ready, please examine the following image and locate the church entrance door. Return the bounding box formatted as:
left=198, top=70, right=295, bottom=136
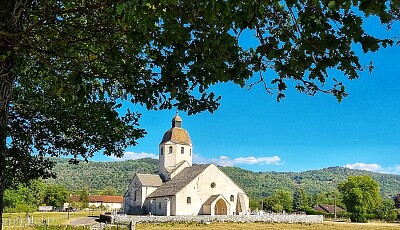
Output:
left=214, top=198, right=227, bottom=215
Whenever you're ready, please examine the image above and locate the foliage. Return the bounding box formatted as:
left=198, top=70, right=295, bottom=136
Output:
left=293, top=186, right=309, bottom=211
left=99, top=186, right=117, bottom=196
left=43, top=185, right=68, bottom=208
left=338, top=175, right=381, bottom=223
left=1, top=0, right=399, bottom=228
left=1, top=0, right=399, bottom=188
left=221, top=166, right=400, bottom=199
left=78, top=188, right=89, bottom=210
left=43, top=158, right=400, bottom=201
left=264, top=189, right=293, bottom=213
left=46, top=157, right=158, bottom=194
left=374, top=198, right=398, bottom=222
left=249, top=198, right=260, bottom=211
left=4, top=184, right=39, bottom=213
left=3, top=179, right=69, bottom=212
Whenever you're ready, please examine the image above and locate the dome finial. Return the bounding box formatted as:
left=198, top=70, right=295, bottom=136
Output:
left=171, top=112, right=182, bottom=128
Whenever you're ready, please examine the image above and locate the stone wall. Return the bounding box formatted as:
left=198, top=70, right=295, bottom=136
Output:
left=113, top=213, right=323, bottom=224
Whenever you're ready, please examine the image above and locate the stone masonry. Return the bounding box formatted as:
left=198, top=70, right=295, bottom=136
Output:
left=114, top=213, right=323, bottom=224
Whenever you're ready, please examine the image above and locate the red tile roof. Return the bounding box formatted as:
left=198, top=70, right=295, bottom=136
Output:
left=314, top=204, right=344, bottom=213
left=69, top=195, right=123, bottom=203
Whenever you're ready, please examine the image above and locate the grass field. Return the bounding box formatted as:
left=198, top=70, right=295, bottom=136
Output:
left=2, top=212, right=400, bottom=230
left=4, top=222, right=400, bottom=230
left=2, top=211, right=102, bottom=227
left=134, top=222, right=400, bottom=230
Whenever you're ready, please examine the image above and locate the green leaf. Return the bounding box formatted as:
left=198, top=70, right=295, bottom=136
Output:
left=116, top=3, right=125, bottom=15
left=328, top=1, right=336, bottom=9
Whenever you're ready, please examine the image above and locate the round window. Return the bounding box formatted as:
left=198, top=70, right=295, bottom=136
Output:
left=210, top=182, right=216, bottom=188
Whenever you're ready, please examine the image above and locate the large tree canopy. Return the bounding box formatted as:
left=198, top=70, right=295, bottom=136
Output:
left=338, top=175, right=381, bottom=222
left=0, top=0, right=399, bottom=227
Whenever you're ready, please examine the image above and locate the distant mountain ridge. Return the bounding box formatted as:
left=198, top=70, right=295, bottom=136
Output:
left=46, top=158, right=400, bottom=198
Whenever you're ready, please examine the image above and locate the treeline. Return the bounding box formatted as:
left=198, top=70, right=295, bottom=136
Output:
left=3, top=181, right=122, bottom=213
left=3, top=180, right=68, bottom=213
left=249, top=176, right=400, bottom=223
left=45, top=157, right=158, bottom=194
left=220, top=166, right=400, bottom=198
left=44, top=158, right=400, bottom=199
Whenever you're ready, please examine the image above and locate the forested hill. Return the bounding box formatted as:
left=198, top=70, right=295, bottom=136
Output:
left=221, top=166, right=400, bottom=198
left=46, top=158, right=400, bottom=198
left=46, top=157, right=159, bottom=195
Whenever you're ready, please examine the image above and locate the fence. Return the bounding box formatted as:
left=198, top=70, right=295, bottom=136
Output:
left=2, top=215, right=68, bottom=229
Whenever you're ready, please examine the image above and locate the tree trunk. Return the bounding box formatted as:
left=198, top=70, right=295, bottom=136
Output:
left=1, top=2, right=27, bottom=228
left=0, top=57, right=13, bottom=230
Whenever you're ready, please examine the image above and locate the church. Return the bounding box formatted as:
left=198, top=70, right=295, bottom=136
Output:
left=123, top=114, right=249, bottom=216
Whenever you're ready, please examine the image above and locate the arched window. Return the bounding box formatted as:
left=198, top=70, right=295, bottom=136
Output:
left=134, top=191, right=137, bottom=201
left=230, top=195, right=234, bottom=202
left=190, top=148, right=192, bottom=156
left=187, top=197, right=191, bottom=204
left=159, top=202, right=162, bottom=209
left=160, top=147, right=163, bottom=155
left=169, top=146, right=173, bottom=154
left=181, top=147, right=184, bottom=154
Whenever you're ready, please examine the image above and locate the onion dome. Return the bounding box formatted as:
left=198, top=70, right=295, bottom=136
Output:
left=161, top=113, right=192, bottom=145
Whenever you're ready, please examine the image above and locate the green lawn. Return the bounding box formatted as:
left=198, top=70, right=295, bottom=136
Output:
left=2, top=210, right=102, bottom=228
left=2, top=214, right=400, bottom=230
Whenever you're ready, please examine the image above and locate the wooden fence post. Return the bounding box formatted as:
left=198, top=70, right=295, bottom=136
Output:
left=129, top=220, right=136, bottom=230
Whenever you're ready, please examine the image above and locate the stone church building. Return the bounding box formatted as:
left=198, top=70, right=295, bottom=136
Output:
left=123, top=114, right=249, bottom=216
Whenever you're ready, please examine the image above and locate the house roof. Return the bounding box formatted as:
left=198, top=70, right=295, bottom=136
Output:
left=70, top=195, right=123, bottom=203
left=147, top=164, right=210, bottom=198
left=136, top=174, right=163, bottom=187
left=314, top=204, right=344, bottom=213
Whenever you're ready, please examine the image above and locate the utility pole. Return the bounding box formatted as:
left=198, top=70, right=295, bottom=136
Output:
left=260, top=195, right=264, bottom=215
left=334, top=194, right=337, bottom=219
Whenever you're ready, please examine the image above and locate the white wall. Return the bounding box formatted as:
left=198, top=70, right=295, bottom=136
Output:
left=159, top=141, right=192, bottom=179
left=173, top=164, right=249, bottom=216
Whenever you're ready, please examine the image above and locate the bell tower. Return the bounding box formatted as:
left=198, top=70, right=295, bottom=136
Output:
left=159, top=113, right=193, bottom=180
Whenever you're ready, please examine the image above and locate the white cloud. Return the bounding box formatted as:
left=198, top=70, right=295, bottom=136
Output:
left=193, top=154, right=281, bottom=166
left=344, top=162, right=382, bottom=172
left=109, top=151, right=158, bottom=161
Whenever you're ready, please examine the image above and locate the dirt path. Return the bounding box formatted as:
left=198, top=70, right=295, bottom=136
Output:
left=68, top=216, right=99, bottom=226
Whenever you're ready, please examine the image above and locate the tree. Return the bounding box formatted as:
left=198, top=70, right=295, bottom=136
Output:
left=375, top=197, right=397, bottom=222
left=78, top=188, right=90, bottom=210
left=249, top=197, right=260, bottom=211
left=3, top=181, right=43, bottom=213
left=0, top=0, right=399, bottom=228
left=338, top=175, right=381, bottom=223
left=43, top=185, right=69, bottom=208
left=264, top=189, right=293, bottom=213
left=293, top=186, right=309, bottom=212
left=100, top=186, right=117, bottom=196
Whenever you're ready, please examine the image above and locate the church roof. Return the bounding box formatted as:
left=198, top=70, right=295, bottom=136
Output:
left=161, top=127, right=192, bottom=145
left=172, top=113, right=182, bottom=122
left=136, top=174, right=163, bottom=187
left=147, top=164, right=210, bottom=198
left=161, top=113, right=192, bottom=145
left=203, top=195, right=222, bottom=205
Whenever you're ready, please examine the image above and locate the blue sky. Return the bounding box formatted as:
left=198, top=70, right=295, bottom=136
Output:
left=96, top=16, right=400, bottom=174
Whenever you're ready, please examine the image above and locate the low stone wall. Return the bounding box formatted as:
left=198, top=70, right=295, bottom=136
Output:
left=114, top=213, right=323, bottom=224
